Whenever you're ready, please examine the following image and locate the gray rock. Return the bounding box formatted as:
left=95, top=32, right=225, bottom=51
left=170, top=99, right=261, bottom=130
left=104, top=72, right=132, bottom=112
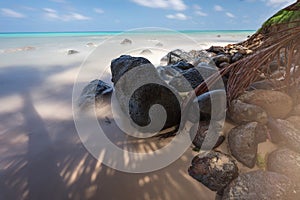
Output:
left=110, top=55, right=181, bottom=131
left=222, top=170, right=298, bottom=200
left=267, top=148, right=300, bottom=184
left=268, top=119, right=300, bottom=153
left=228, top=122, right=267, bottom=168
left=155, top=42, right=163, bottom=47
left=212, top=54, right=231, bottom=66
left=120, top=38, right=132, bottom=45
left=78, top=79, right=112, bottom=108
left=231, top=52, right=243, bottom=63
left=140, top=49, right=152, bottom=55
left=190, top=121, right=225, bottom=150
left=188, top=151, right=238, bottom=193
left=228, top=100, right=268, bottom=125
left=207, top=46, right=225, bottom=54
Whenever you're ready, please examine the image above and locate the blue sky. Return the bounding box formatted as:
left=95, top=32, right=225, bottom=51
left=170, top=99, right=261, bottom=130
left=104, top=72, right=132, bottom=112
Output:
left=0, top=0, right=297, bottom=32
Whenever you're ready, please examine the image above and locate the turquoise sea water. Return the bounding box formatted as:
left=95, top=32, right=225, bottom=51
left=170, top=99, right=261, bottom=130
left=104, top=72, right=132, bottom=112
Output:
left=0, top=30, right=255, bottom=38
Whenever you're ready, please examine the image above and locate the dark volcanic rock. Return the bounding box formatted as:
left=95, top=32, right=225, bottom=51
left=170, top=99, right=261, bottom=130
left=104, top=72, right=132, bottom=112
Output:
left=190, top=121, right=225, bottom=150
left=268, top=119, right=300, bottom=153
left=222, top=170, right=298, bottom=200
left=110, top=55, right=181, bottom=131
left=207, top=46, right=225, bottom=54
left=228, top=100, right=268, bottom=125
left=231, top=52, right=244, bottom=63
left=228, top=122, right=267, bottom=168
left=267, top=148, right=300, bottom=184
left=78, top=79, right=112, bottom=108
left=188, top=151, right=238, bottom=193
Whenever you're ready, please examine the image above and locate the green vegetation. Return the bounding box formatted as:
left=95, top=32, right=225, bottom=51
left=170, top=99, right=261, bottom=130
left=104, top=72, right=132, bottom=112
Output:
left=256, top=153, right=266, bottom=169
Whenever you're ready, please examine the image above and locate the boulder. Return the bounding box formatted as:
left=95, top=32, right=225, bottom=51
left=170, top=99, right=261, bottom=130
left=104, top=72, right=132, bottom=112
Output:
left=190, top=121, right=225, bottom=150
left=268, top=119, right=300, bottom=153
left=78, top=79, right=113, bottom=108
left=188, top=151, right=238, bottom=193
left=207, top=46, right=225, bottom=54
left=222, top=170, right=298, bottom=200
left=228, top=100, right=268, bottom=124
left=231, top=52, right=243, bottom=63
left=110, top=55, right=181, bottom=131
left=228, top=122, right=267, bottom=168
left=267, top=148, right=300, bottom=184
left=212, top=54, right=231, bottom=66
left=238, top=90, right=293, bottom=119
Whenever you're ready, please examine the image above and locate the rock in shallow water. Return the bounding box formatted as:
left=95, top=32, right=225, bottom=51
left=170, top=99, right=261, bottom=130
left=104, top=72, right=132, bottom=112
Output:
left=189, top=151, right=238, bottom=193
left=110, top=55, right=181, bottom=131
left=222, top=170, right=298, bottom=200
left=267, top=148, right=300, bottom=184
left=228, top=122, right=267, bottom=168
left=238, top=90, right=293, bottom=119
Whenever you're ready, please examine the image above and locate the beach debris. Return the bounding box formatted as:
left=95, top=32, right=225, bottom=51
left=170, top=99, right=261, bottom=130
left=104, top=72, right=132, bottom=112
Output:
left=188, top=151, right=239, bottom=194
left=190, top=121, right=225, bottom=150
left=140, top=49, right=152, bottom=55
left=238, top=89, right=293, bottom=119
left=78, top=79, right=112, bottom=108
left=228, top=99, right=268, bottom=124
left=67, top=49, right=79, bottom=55
left=110, top=55, right=181, bottom=131
left=268, top=118, right=300, bottom=153
left=228, top=122, right=267, bottom=168
left=267, top=148, right=300, bottom=184
left=222, top=170, right=298, bottom=200
left=120, top=38, right=132, bottom=45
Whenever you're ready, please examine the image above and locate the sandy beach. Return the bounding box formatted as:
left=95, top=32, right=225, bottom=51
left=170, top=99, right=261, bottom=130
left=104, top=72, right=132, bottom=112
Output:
left=0, top=31, right=252, bottom=200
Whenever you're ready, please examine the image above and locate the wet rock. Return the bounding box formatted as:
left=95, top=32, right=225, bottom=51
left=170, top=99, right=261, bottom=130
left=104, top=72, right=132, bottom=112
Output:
left=67, top=49, right=79, bottom=55
left=140, top=49, right=152, bottom=55
left=86, top=42, right=96, bottom=47
left=155, top=42, right=163, bottom=47
left=120, top=38, right=132, bottom=45
left=78, top=79, right=113, bottom=108
left=228, top=122, right=267, bottom=168
left=212, top=54, right=231, bottom=66
left=239, top=90, right=293, bottom=119
left=188, top=151, right=238, bottom=193
left=222, top=170, right=298, bottom=200
left=160, top=49, right=190, bottom=65
left=268, top=119, right=300, bottom=153
left=110, top=55, right=181, bottom=131
left=188, top=90, right=227, bottom=122
left=190, top=121, right=225, bottom=150
left=171, top=61, right=194, bottom=72
left=231, top=52, right=243, bottom=63
left=267, top=148, right=300, bottom=184
left=228, top=100, right=268, bottom=124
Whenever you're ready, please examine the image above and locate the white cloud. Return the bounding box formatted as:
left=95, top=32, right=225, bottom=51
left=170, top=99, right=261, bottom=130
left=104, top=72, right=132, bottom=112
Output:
left=1, top=8, right=25, bottom=18
left=195, top=10, right=208, bottom=17
left=226, top=12, right=235, bottom=18
left=166, top=13, right=188, bottom=20
left=94, top=8, right=104, bottom=14
left=265, top=0, right=296, bottom=7
left=214, top=5, right=224, bottom=11
left=43, top=8, right=90, bottom=21
left=131, top=0, right=187, bottom=11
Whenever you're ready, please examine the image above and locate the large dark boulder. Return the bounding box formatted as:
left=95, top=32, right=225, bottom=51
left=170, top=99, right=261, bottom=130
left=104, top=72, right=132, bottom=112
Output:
left=222, top=170, right=298, bottom=200
left=188, top=151, right=238, bottom=194
left=110, top=55, right=181, bottom=132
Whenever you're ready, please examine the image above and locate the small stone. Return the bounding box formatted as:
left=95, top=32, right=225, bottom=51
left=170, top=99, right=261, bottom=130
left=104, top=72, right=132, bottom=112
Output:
left=222, top=170, right=298, bottom=200
left=67, top=49, right=79, bottom=55
left=188, top=151, right=238, bottom=193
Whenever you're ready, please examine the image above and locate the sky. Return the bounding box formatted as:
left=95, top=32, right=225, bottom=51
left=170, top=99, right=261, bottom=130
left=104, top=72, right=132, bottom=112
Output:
left=0, top=0, right=297, bottom=32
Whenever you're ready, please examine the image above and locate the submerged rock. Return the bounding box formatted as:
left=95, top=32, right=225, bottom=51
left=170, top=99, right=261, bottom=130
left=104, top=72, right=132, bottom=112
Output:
left=78, top=79, right=113, bottom=108
left=268, top=118, right=300, bottom=153
left=228, top=122, right=267, bottom=168
left=228, top=100, right=268, bottom=124
left=67, top=49, right=79, bottom=55
left=188, top=151, right=238, bottom=193
left=190, top=121, right=225, bottom=150
left=140, top=49, right=152, bottom=55
left=222, top=170, right=298, bottom=200
left=267, top=148, right=300, bottom=184
left=120, top=38, right=132, bottom=45
left=110, top=55, right=181, bottom=131
left=238, top=89, right=293, bottom=119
